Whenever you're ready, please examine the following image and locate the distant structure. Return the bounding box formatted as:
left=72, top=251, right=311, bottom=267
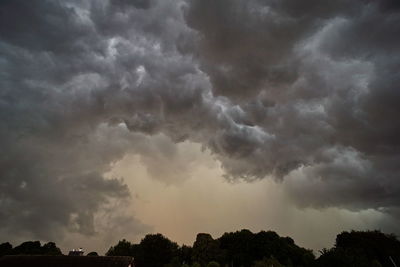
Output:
left=0, top=255, right=134, bottom=267
left=68, top=248, right=84, bottom=256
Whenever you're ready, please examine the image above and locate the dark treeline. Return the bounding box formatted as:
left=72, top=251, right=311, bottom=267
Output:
left=1, top=229, right=400, bottom=267
left=0, top=241, right=62, bottom=256
left=106, top=229, right=400, bottom=267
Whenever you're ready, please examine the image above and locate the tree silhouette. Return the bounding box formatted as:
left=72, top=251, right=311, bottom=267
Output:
left=3, top=241, right=62, bottom=256
left=135, top=234, right=179, bottom=267
left=178, top=244, right=193, bottom=265
left=192, top=233, right=224, bottom=266
left=12, top=241, right=42, bottom=255
left=316, top=230, right=400, bottom=267
left=41, top=242, right=62, bottom=255
left=0, top=242, right=12, bottom=257
left=219, top=229, right=313, bottom=267
left=106, top=239, right=136, bottom=256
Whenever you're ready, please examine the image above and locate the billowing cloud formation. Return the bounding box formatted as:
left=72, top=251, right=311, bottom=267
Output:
left=186, top=0, right=400, bottom=210
left=0, top=0, right=400, bottom=243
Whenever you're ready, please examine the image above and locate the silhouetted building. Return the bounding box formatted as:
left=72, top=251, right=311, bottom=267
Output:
left=68, top=247, right=84, bottom=256
left=0, top=255, right=134, bottom=267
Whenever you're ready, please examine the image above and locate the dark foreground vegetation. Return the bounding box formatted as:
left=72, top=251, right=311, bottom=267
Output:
left=1, top=229, right=399, bottom=267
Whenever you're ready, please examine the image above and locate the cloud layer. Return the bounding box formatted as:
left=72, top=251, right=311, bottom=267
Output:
left=0, top=0, right=400, bottom=244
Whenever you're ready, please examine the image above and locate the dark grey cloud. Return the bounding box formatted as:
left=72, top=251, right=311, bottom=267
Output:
left=1, top=0, right=400, bottom=244
left=184, top=0, right=359, bottom=101
left=184, top=0, right=400, bottom=213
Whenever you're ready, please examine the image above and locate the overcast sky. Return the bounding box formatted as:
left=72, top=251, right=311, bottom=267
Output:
left=1, top=0, right=400, bottom=254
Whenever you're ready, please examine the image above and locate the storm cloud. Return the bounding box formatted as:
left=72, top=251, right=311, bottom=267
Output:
left=0, top=0, right=400, bottom=247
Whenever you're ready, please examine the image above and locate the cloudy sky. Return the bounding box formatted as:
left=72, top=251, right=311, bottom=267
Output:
left=1, top=0, right=400, bottom=254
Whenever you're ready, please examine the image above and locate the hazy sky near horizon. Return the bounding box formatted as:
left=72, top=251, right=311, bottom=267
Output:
left=1, top=0, right=400, bottom=254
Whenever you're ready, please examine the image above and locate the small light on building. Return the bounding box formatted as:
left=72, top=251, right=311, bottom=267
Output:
left=68, top=247, right=84, bottom=256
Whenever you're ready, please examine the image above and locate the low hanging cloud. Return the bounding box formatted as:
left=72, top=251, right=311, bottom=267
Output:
left=0, top=0, right=400, bottom=242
